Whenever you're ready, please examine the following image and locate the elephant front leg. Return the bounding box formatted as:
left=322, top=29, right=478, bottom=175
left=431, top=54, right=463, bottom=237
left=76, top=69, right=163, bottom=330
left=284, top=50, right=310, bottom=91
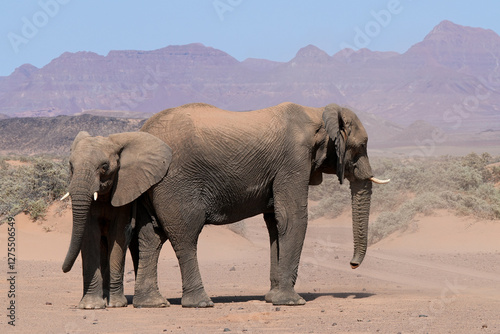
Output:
left=106, top=211, right=132, bottom=308
left=268, top=183, right=308, bottom=306
left=106, top=245, right=128, bottom=308
left=264, top=212, right=280, bottom=303
left=271, top=216, right=307, bottom=305
left=132, top=218, right=169, bottom=308
left=79, top=227, right=106, bottom=309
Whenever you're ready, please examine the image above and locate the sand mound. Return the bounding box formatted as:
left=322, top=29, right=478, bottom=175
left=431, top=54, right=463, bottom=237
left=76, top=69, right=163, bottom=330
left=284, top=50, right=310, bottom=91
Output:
left=374, top=210, right=500, bottom=253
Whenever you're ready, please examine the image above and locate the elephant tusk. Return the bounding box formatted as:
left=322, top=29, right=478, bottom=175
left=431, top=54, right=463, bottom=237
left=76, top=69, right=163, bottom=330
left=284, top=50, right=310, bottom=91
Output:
left=370, top=177, right=390, bottom=184
left=93, top=192, right=98, bottom=201
left=60, top=192, right=70, bottom=201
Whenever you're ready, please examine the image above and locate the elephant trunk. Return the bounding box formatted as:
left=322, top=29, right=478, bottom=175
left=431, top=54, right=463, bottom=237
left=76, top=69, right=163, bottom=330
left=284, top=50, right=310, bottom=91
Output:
left=62, top=181, right=95, bottom=273
left=349, top=179, right=372, bottom=269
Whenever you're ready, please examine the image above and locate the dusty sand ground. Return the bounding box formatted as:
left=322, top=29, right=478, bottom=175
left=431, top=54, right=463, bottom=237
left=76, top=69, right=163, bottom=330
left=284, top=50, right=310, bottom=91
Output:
left=1, top=203, right=499, bottom=334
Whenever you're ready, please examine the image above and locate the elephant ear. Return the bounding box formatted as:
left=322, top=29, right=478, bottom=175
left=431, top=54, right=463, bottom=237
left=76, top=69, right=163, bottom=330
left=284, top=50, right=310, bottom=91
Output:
left=322, top=104, right=349, bottom=184
left=109, top=132, right=172, bottom=207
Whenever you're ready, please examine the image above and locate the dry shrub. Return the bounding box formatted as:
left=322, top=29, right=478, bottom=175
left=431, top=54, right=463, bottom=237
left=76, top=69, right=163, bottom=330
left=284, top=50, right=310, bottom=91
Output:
left=308, top=153, right=500, bottom=245
left=0, top=156, right=69, bottom=222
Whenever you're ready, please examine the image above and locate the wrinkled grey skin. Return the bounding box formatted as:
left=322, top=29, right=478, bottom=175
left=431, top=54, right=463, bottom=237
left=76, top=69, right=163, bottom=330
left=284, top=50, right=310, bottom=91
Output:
left=128, top=193, right=169, bottom=308
left=137, top=102, right=384, bottom=307
left=61, top=131, right=171, bottom=309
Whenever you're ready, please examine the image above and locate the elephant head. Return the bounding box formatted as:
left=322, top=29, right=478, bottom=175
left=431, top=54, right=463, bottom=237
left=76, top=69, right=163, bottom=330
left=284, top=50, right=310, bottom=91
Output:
left=322, top=104, right=389, bottom=269
left=62, top=131, right=172, bottom=273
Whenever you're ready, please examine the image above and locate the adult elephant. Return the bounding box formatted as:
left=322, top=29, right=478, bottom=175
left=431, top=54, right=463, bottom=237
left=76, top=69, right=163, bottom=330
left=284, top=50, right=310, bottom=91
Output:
left=61, top=131, right=171, bottom=309
left=137, top=102, right=389, bottom=307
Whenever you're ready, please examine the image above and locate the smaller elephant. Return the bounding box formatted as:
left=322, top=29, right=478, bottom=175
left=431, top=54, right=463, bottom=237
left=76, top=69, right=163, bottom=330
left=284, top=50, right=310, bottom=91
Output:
left=61, top=131, right=172, bottom=309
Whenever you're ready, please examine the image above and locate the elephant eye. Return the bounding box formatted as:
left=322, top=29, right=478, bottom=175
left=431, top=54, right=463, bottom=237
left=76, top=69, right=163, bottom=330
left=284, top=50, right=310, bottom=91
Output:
left=101, top=162, right=110, bottom=172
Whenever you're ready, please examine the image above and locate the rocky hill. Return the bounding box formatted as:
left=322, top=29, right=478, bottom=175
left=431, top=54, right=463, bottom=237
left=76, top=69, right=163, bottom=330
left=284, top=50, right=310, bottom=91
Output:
left=0, top=114, right=144, bottom=155
left=0, top=107, right=406, bottom=156
left=3, top=107, right=497, bottom=157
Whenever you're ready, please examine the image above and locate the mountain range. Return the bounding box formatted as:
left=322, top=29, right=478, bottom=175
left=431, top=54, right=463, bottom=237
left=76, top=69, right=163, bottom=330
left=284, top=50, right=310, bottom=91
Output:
left=1, top=20, right=500, bottom=153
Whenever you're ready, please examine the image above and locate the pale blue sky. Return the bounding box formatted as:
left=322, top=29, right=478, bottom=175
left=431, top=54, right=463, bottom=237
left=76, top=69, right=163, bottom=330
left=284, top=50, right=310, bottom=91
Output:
left=1, top=0, right=498, bottom=76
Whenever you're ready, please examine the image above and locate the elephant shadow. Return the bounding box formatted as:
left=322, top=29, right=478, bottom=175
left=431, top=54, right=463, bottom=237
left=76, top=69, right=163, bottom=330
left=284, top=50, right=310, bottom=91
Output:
left=125, top=295, right=134, bottom=305
left=157, top=292, right=375, bottom=306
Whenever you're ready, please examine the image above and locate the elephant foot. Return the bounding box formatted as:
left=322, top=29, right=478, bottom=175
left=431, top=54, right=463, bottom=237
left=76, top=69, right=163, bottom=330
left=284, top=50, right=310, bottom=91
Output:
left=107, top=294, right=128, bottom=308
left=181, top=289, right=214, bottom=308
left=265, top=288, right=279, bottom=303
left=133, top=292, right=170, bottom=308
left=78, top=295, right=106, bottom=309
left=271, top=289, right=306, bottom=306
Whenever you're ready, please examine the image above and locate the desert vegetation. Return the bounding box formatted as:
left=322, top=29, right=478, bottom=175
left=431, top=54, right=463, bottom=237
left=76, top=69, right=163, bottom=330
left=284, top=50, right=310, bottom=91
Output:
left=1, top=153, right=499, bottom=244
left=0, top=156, right=69, bottom=221
left=309, top=152, right=500, bottom=244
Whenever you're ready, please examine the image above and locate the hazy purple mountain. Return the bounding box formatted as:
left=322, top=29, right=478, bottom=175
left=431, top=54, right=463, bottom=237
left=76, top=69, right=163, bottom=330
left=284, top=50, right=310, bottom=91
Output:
left=1, top=21, right=499, bottom=135
left=402, top=20, right=500, bottom=76
left=241, top=58, right=284, bottom=72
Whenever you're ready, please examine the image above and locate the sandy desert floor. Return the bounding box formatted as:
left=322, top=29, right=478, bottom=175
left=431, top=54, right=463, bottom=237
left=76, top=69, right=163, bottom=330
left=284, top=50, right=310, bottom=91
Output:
left=1, top=202, right=499, bottom=334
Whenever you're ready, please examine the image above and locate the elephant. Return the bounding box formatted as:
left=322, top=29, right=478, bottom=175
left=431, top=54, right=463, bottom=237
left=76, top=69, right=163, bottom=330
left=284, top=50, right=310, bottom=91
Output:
left=61, top=131, right=172, bottom=309
left=133, top=102, right=389, bottom=308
